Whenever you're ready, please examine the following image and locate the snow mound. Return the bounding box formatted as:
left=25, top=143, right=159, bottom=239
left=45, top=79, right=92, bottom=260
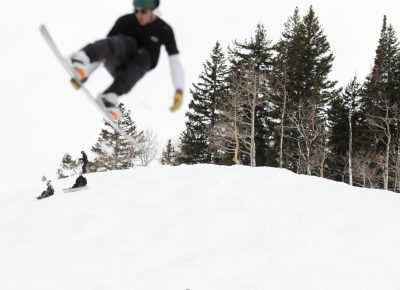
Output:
left=1, top=165, right=399, bottom=290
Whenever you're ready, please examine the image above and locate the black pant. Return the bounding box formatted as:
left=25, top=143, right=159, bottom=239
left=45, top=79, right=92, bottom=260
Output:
left=83, top=35, right=151, bottom=96
left=82, top=163, right=88, bottom=174
left=41, top=190, right=54, bottom=198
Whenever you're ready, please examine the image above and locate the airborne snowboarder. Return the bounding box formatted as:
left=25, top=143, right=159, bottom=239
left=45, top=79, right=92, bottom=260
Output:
left=69, top=0, right=185, bottom=121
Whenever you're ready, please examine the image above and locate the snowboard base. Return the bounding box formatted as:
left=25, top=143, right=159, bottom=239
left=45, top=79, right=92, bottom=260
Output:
left=63, top=186, right=89, bottom=193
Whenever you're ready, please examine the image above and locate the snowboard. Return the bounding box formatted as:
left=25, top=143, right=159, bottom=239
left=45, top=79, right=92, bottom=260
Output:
left=39, top=24, right=140, bottom=147
left=36, top=194, right=53, bottom=200
left=63, top=186, right=89, bottom=193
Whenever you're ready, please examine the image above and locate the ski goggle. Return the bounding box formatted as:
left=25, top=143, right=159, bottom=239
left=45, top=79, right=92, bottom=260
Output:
left=134, top=8, right=151, bottom=15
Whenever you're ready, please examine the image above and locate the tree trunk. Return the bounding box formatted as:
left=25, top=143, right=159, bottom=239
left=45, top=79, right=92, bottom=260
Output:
left=306, top=146, right=312, bottom=176
left=348, top=108, right=353, bottom=186
left=319, top=139, right=327, bottom=178
left=251, top=97, right=256, bottom=167
left=279, top=80, right=288, bottom=169
left=384, top=134, right=391, bottom=191
left=396, top=144, right=400, bottom=192
left=233, top=106, right=240, bottom=165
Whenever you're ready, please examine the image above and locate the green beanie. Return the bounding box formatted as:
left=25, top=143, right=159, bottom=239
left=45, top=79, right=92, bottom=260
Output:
left=133, top=0, right=156, bottom=9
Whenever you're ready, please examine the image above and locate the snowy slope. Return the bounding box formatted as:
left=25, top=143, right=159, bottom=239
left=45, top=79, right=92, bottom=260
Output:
left=1, top=165, right=400, bottom=290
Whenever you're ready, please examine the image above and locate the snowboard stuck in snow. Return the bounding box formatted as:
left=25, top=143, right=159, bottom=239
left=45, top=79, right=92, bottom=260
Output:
left=39, top=25, right=140, bottom=147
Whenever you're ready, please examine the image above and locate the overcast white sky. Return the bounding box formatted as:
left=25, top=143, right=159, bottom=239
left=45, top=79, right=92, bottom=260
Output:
left=1, top=0, right=400, bottom=191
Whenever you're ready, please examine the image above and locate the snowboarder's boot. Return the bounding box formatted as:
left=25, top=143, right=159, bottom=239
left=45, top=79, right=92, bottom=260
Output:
left=97, top=92, right=121, bottom=121
left=69, top=50, right=90, bottom=89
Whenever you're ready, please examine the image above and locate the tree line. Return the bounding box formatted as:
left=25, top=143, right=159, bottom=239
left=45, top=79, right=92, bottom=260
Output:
left=162, top=7, right=400, bottom=192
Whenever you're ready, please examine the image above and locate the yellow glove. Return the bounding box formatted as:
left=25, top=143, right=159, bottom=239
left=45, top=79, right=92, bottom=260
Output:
left=170, top=89, right=183, bottom=112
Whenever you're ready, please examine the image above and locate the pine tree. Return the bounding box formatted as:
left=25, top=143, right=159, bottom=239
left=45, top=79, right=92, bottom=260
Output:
left=328, top=77, right=364, bottom=183
left=273, top=7, right=303, bottom=169
left=91, top=103, right=141, bottom=171
left=161, top=140, right=177, bottom=165
left=363, top=16, right=400, bottom=190
left=365, top=16, right=400, bottom=109
left=57, top=153, right=79, bottom=179
left=228, top=24, right=275, bottom=166
left=177, top=42, right=229, bottom=164
left=301, top=6, right=336, bottom=101
left=273, top=6, right=336, bottom=174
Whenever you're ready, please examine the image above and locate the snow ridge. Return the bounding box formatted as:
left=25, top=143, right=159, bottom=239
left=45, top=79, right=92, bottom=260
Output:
left=1, top=165, right=399, bottom=290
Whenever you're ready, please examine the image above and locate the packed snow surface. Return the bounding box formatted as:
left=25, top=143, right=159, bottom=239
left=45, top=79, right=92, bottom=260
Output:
left=1, top=165, right=399, bottom=290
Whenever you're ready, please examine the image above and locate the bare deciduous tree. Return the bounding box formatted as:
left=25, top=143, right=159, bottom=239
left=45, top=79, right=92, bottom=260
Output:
left=366, top=98, right=398, bottom=190
left=287, top=100, right=326, bottom=176
left=209, top=90, right=242, bottom=165
left=210, top=63, right=269, bottom=167
left=353, top=150, right=382, bottom=189
left=270, top=64, right=289, bottom=169
left=136, top=130, right=159, bottom=167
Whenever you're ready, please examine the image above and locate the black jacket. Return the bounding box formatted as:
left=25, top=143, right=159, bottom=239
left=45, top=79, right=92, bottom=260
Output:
left=46, top=185, right=54, bottom=196
left=107, top=14, right=179, bottom=69
left=73, top=176, right=87, bottom=188
left=80, top=153, right=88, bottom=164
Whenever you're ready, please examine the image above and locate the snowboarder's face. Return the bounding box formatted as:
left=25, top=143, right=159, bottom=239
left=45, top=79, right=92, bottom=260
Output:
left=135, top=8, right=154, bottom=26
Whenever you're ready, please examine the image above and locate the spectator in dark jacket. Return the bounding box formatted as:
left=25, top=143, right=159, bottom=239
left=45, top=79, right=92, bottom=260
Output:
left=80, top=151, right=89, bottom=174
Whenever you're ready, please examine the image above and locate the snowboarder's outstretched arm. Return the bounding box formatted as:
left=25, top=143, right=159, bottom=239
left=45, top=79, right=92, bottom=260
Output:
left=169, top=54, right=184, bottom=112
left=164, top=27, right=185, bottom=112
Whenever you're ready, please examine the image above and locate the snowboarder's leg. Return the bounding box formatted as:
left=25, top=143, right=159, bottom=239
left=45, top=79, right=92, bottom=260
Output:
left=104, top=48, right=151, bottom=95
left=83, top=35, right=137, bottom=65
left=70, top=35, right=138, bottom=83
left=97, top=48, right=151, bottom=120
